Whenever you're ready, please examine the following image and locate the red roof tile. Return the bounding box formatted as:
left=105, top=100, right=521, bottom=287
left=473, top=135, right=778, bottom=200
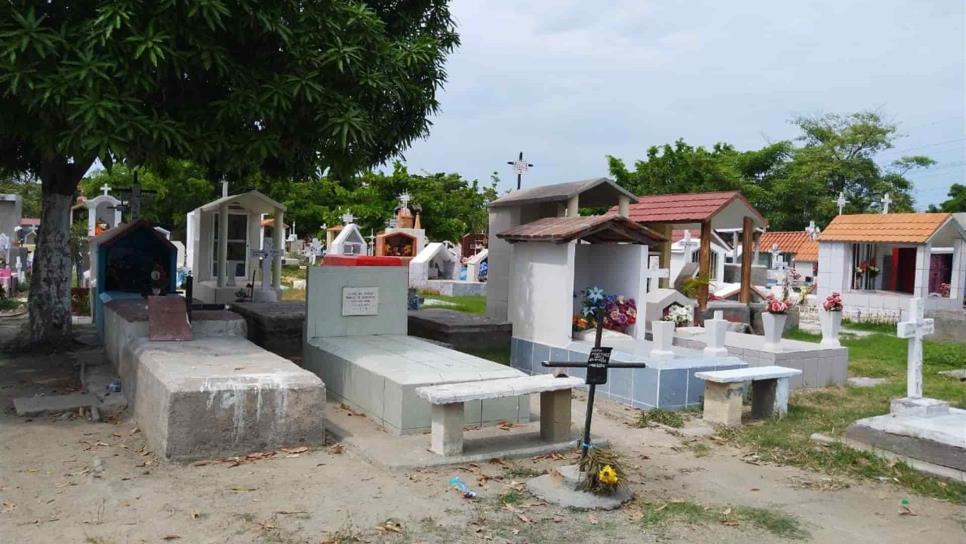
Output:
left=612, top=191, right=766, bottom=226
left=759, top=231, right=811, bottom=254
left=820, top=213, right=952, bottom=244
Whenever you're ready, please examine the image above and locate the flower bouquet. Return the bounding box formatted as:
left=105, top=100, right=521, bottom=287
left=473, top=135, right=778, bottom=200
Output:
left=764, top=294, right=790, bottom=314
left=574, top=286, right=637, bottom=334
left=662, top=303, right=692, bottom=327
left=822, top=292, right=843, bottom=312
left=855, top=260, right=879, bottom=278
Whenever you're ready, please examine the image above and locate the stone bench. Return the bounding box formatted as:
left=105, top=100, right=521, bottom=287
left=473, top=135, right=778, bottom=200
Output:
left=695, top=366, right=802, bottom=426
left=416, top=374, right=584, bottom=456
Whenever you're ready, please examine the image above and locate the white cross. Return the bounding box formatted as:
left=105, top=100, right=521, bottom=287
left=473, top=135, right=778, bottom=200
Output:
left=251, top=248, right=283, bottom=289
left=770, top=243, right=782, bottom=269
left=643, top=266, right=670, bottom=292
left=836, top=191, right=847, bottom=215
left=341, top=211, right=354, bottom=224
left=805, top=220, right=820, bottom=240
left=681, top=230, right=695, bottom=261
left=100, top=184, right=112, bottom=196
left=896, top=298, right=935, bottom=399
left=881, top=193, right=892, bottom=214
left=398, top=191, right=411, bottom=208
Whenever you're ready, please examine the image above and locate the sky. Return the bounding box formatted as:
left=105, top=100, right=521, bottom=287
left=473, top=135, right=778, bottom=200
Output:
left=398, top=0, right=966, bottom=209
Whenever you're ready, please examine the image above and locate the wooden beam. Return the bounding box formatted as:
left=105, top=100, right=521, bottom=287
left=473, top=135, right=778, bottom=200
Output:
left=698, top=220, right=712, bottom=309
left=740, top=216, right=753, bottom=303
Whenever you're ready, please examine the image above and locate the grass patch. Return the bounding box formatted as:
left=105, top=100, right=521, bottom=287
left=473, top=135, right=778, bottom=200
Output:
left=281, top=288, right=305, bottom=301
left=504, top=462, right=544, bottom=479
left=0, top=297, right=23, bottom=311
left=842, top=319, right=897, bottom=334
left=418, top=291, right=486, bottom=315
left=638, top=409, right=685, bottom=428
left=687, top=442, right=711, bottom=457
left=499, top=489, right=524, bottom=505
left=638, top=500, right=808, bottom=540
left=717, top=331, right=966, bottom=504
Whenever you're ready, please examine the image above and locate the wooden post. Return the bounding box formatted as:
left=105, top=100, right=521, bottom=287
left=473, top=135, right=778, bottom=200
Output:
left=698, top=220, right=712, bottom=309
left=659, top=223, right=672, bottom=288
left=740, top=216, right=753, bottom=303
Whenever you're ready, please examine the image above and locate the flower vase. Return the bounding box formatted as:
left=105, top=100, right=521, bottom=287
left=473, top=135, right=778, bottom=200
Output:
left=762, top=312, right=787, bottom=352
left=819, top=310, right=842, bottom=347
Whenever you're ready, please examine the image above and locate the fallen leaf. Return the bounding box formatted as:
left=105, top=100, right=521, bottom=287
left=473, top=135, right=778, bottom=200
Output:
left=552, top=515, right=564, bottom=523
left=516, top=513, right=533, bottom=524
left=230, top=486, right=257, bottom=492
left=721, top=519, right=740, bottom=527
left=162, top=536, right=181, bottom=541
left=2, top=500, right=15, bottom=513
left=588, top=514, right=599, bottom=525
left=280, top=446, right=308, bottom=454
left=328, top=444, right=344, bottom=455
left=191, top=511, right=200, bottom=519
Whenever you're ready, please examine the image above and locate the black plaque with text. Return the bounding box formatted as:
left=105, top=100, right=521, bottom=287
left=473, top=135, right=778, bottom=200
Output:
left=585, top=347, right=612, bottom=385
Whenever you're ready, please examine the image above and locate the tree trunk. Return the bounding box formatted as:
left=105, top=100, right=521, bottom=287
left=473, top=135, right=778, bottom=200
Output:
left=28, top=157, right=92, bottom=347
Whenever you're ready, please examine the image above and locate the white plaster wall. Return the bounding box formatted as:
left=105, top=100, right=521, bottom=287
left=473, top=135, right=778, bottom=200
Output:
left=817, top=242, right=849, bottom=299
left=573, top=244, right=648, bottom=339
left=305, top=266, right=408, bottom=339
left=186, top=210, right=200, bottom=275
left=486, top=207, right=519, bottom=320
left=507, top=242, right=575, bottom=347
left=913, top=243, right=931, bottom=298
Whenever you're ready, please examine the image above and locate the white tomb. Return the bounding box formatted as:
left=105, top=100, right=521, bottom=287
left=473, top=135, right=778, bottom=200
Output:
left=72, top=185, right=122, bottom=236
left=328, top=212, right=367, bottom=256
left=185, top=187, right=285, bottom=303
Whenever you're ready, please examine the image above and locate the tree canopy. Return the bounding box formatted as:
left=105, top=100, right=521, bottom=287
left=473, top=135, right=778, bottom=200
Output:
left=0, top=0, right=459, bottom=345
left=608, top=112, right=936, bottom=230
left=80, top=161, right=497, bottom=244
left=927, top=184, right=966, bottom=213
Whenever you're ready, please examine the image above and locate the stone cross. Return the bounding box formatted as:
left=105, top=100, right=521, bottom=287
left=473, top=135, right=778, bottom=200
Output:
left=681, top=230, right=695, bottom=261
left=252, top=247, right=283, bottom=289
left=881, top=193, right=892, bottom=214
left=650, top=320, right=675, bottom=360
left=309, top=238, right=323, bottom=265
left=398, top=191, right=411, bottom=209
left=643, top=266, right=670, bottom=293
left=100, top=183, right=111, bottom=196
left=770, top=243, right=782, bottom=270
left=896, top=297, right=935, bottom=399
left=341, top=211, right=354, bottom=225
left=704, top=311, right=729, bottom=358
left=805, top=220, right=820, bottom=240
left=836, top=191, right=847, bottom=215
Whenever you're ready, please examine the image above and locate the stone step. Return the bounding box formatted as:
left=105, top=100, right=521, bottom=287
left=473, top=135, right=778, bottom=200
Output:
left=14, top=392, right=97, bottom=417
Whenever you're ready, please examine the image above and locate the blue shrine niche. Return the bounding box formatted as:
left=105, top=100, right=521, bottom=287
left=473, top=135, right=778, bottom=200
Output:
left=92, top=219, right=177, bottom=339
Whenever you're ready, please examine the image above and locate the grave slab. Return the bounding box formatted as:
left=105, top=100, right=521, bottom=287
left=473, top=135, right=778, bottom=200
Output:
left=148, top=295, right=192, bottom=341
left=229, top=301, right=306, bottom=358
left=126, top=336, right=325, bottom=460
left=846, top=408, right=966, bottom=472
left=407, top=308, right=511, bottom=352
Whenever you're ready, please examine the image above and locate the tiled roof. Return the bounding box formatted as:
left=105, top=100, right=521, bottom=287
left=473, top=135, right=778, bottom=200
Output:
left=819, top=213, right=951, bottom=244
left=796, top=238, right=819, bottom=262
left=613, top=191, right=766, bottom=225
left=489, top=178, right=638, bottom=208
left=497, top=214, right=665, bottom=245
left=759, top=231, right=811, bottom=254
left=671, top=228, right=701, bottom=242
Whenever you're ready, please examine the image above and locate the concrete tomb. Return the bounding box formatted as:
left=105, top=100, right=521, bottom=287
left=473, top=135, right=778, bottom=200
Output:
left=410, top=241, right=486, bottom=296
left=102, top=297, right=325, bottom=460
left=847, top=298, right=965, bottom=474
left=491, top=180, right=745, bottom=411
left=302, top=258, right=528, bottom=434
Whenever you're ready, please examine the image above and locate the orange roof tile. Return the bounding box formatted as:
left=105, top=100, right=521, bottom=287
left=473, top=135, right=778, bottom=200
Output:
left=759, top=231, right=811, bottom=254
left=796, top=238, right=819, bottom=262
left=612, top=191, right=767, bottom=226
left=819, top=213, right=951, bottom=244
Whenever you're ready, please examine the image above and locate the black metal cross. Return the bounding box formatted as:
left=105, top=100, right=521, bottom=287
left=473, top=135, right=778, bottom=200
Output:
left=506, top=151, right=533, bottom=191
left=542, top=309, right=647, bottom=459
left=113, top=169, right=157, bottom=221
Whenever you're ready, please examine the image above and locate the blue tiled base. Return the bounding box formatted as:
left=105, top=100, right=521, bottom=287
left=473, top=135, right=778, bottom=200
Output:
left=511, top=336, right=745, bottom=411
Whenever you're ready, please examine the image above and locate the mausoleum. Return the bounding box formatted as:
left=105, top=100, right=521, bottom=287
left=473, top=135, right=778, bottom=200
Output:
left=817, top=213, right=966, bottom=320
left=186, top=187, right=285, bottom=303
left=73, top=185, right=122, bottom=236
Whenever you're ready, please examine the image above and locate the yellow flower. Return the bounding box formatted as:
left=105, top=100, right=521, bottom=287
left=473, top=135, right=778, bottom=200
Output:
left=597, top=464, right=619, bottom=486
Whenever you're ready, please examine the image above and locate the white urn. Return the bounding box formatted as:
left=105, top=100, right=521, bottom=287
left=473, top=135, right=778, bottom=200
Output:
left=819, top=309, right=842, bottom=347
left=762, top=312, right=787, bottom=352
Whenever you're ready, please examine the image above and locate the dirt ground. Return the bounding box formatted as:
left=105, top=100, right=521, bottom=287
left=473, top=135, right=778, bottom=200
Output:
left=1, top=324, right=964, bottom=543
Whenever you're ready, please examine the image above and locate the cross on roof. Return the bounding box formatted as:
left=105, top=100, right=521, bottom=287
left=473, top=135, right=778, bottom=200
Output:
left=398, top=191, right=411, bottom=208
left=881, top=193, right=892, bottom=214
left=805, top=220, right=820, bottom=240
left=100, top=184, right=111, bottom=196
left=341, top=211, right=354, bottom=224
left=836, top=191, right=847, bottom=215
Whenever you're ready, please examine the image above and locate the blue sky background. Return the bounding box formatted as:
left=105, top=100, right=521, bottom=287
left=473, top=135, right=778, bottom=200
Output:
left=399, top=0, right=965, bottom=208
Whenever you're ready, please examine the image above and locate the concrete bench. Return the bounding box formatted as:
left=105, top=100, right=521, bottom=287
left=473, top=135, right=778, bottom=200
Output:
left=416, top=374, right=584, bottom=456
left=695, top=366, right=802, bottom=426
